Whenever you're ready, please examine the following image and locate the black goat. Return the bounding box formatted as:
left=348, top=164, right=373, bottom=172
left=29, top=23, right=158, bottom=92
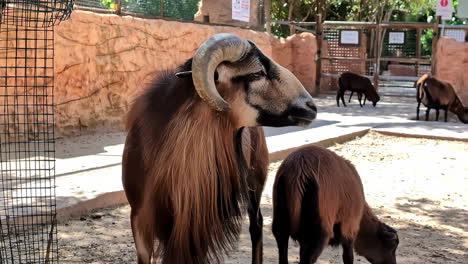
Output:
left=337, top=72, right=380, bottom=107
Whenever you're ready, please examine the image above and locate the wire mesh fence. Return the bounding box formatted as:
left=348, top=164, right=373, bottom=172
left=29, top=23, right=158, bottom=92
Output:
left=0, top=0, right=74, bottom=263
left=0, top=0, right=74, bottom=27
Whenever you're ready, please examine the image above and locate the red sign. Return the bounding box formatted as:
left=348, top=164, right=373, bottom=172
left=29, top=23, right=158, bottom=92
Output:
left=436, top=0, right=453, bottom=20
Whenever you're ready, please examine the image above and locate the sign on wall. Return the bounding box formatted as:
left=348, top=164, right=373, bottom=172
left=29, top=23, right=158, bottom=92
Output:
left=436, top=0, right=454, bottom=20
left=389, top=32, right=406, bottom=44
left=339, top=30, right=360, bottom=46
left=458, top=0, right=468, bottom=18
left=443, top=29, right=467, bottom=42
left=232, top=0, right=250, bottom=22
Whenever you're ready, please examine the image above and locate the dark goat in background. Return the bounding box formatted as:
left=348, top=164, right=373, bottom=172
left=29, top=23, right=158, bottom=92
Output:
left=348, top=91, right=368, bottom=106
left=337, top=72, right=380, bottom=107
left=416, top=75, right=468, bottom=123
left=272, top=146, right=399, bottom=264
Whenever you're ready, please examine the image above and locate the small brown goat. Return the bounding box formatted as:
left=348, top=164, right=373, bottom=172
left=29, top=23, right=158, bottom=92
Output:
left=416, top=75, right=468, bottom=123
left=272, top=146, right=399, bottom=264
left=337, top=72, right=380, bottom=107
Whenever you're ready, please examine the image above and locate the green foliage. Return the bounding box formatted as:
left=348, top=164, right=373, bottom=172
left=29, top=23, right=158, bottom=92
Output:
left=101, top=0, right=116, bottom=9
left=271, top=0, right=466, bottom=56
left=271, top=0, right=465, bottom=24
left=99, top=0, right=200, bottom=20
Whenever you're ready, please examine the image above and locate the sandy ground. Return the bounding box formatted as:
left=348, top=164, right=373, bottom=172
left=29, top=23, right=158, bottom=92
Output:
left=58, top=131, right=468, bottom=263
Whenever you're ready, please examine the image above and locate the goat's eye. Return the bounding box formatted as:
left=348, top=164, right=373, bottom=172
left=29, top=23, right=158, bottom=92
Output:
left=251, top=71, right=265, bottom=78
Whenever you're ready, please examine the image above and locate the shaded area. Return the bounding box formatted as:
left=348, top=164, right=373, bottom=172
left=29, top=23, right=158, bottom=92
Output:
left=55, top=133, right=125, bottom=159
left=394, top=198, right=467, bottom=235
left=263, top=120, right=339, bottom=137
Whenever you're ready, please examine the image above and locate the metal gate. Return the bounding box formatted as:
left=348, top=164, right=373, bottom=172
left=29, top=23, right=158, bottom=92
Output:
left=317, top=21, right=438, bottom=97
left=0, top=1, right=74, bottom=263
left=316, top=19, right=468, bottom=97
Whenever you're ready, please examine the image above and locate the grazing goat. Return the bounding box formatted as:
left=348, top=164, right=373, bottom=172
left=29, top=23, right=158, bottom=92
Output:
left=122, top=33, right=318, bottom=264
left=272, top=146, right=399, bottom=264
left=337, top=72, right=380, bottom=107
left=348, top=91, right=368, bottom=106
left=416, top=75, right=468, bottom=123
left=415, top=73, right=430, bottom=120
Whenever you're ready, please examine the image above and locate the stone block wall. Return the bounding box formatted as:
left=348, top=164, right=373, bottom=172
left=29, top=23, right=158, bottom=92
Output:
left=53, top=11, right=317, bottom=136
left=435, top=37, right=468, bottom=107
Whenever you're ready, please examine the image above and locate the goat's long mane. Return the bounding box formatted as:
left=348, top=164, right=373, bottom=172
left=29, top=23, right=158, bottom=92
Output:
left=126, top=60, right=250, bottom=264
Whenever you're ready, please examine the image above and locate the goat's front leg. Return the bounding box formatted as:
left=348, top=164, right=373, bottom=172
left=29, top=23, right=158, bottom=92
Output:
left=248, top=187, right=263, bottom=264
left=444, top=106, right=448, bottom=122
left=436, top=109, right=440, bottom=121
left=426, top=108, right=431, bottom=121
left=348, top=91, right=354, bottom=102
left=341, top=239, right=354, bottom=264
left=416, top=102, right=421, bottom=120
left=130, top=208, right=154, bottom=264
left=337, top=89, right=347, bottom=107
left=358, top=93, right=363, bottom=107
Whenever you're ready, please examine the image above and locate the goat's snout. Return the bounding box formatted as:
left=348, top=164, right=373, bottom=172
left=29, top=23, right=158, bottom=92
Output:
left=306, top=100, right=318, bottom=113
left=288, top=96, right=317, bottom=127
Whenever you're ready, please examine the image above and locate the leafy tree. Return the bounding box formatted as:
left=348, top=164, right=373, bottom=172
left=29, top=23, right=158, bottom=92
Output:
left=271, top=0, right=466, bottom=55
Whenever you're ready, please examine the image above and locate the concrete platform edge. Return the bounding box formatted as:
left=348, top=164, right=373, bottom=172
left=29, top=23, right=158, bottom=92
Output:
left=55, top=126, right=467, bottom=222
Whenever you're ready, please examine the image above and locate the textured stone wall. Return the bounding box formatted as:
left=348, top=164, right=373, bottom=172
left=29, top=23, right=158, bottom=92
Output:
left=435, top=37, right=468, bottom=107
left=54, top=11, right=317, bottom=136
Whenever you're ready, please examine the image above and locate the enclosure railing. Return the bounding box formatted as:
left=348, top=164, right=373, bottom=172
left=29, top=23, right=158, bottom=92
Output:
left=268, top=16, right=468, bottom=93
left=0, top=1, right=75, bottom=263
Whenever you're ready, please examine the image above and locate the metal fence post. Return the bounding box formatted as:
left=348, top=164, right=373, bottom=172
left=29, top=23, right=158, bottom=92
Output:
left=431, top=16, right=441, bottom=76
left=416, top=28, right=421, bottom=76
left=315, top=14, right=323, bottom=94
left=115, top=0, right=121, bottom=14
left=160, top=0, right=164, bottom=17
left=374, top=23, right=381, bottom=91
left=265, top=0, right=271, bottom=33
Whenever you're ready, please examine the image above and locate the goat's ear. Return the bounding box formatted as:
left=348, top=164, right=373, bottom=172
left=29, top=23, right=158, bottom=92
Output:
left=378, top=223, right=399, bottom=244
left=175, top=71, right=192, bottom=78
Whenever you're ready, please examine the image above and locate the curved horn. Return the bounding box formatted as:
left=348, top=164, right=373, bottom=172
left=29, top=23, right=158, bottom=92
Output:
left=192, top=33, right=252, bottom=111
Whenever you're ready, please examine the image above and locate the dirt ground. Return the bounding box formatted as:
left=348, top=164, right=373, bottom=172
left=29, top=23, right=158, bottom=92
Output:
left=58, top=131, right=468, bottom=263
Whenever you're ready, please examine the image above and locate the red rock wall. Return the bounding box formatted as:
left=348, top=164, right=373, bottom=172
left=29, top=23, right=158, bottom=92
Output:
left=54, top=11, right=317, bottom=136
left=435, top=37, right=468, bottom=107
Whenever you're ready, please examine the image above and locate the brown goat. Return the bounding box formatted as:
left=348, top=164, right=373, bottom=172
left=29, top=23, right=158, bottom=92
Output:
left=415, top=73, right=430, bottom=120
left=122, top=34, right=317, bottom=264
left=337, top=72, right=380, bottom=107
left=416, top=75, right=468, bottom=123
left=272, top=146, right=399, bottom=264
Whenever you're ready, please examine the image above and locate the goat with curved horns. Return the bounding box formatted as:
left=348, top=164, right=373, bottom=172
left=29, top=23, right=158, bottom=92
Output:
left=122, top=33, right=318, bottom=264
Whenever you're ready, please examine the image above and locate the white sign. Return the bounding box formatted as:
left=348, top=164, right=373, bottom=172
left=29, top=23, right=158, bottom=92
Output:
left=339, top=30, right=360, bottom=45
left=458, top=0, right=468, bottom=18
left=389, top=32, right=405, bottom=44
left=232, top=0, right=250, bottom=22
left=444, top=29, right=466, bottom=42
left=436, top=0, right=454, bottom=20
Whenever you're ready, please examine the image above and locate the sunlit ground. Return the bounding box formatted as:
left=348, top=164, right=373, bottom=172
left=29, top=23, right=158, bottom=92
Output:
left=58, top=131, right=468, bottom=264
